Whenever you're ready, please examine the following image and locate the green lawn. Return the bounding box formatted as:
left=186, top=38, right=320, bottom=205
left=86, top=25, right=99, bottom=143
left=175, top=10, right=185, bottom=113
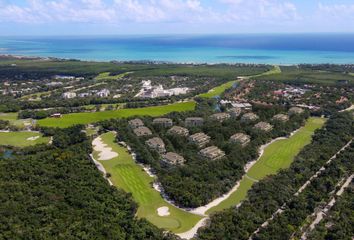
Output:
left=0, top=131, right=50, bottom=147
left=94, top=72, right=132, bottom=81
left=0, top=112, right=31, bottom=128
left=38, top=102, right=196, bottom=128
left=206, top=117, right=326, bottom=213
left=94, top=132, right=202, bottom=233
left=198, top=80, right=236, bottom=98
left=197, top=66, right=281, bottom=99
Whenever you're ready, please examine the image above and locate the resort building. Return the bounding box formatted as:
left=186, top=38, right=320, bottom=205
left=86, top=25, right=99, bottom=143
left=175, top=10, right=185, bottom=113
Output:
left=62, top=92, right=77, bottom=99
left=162, top=152, right=185, bottom=166
left=230, top=133, right=251, bottom=147
left=128, top=118, right=144, bottom=129
left=145, top=137, right=166, bottom=154
left=289, top=107, right=304, bottom=115
left=189, top=132, right=211, bottom=148
left=153, top=118, right=173, bottom=127
left=241, top=112, right=259, bottom=122
left=272, top=114, right=289, bottom=122
left=167, top=126, right=189, bottom=137
left=253, top=122, right=273, bottom=132
left=50, top=113, right=62, bottom=118
left=96, top=89, right=110, bottom=98
left=228, top=107, right=242, bottom=118
left=199, top=146, right=225, bottom=161
left=185, top=117, right=204, bottom=127
left=210, top=112, right=231, bottom=122
left=133, top=127, right=152, bottom=137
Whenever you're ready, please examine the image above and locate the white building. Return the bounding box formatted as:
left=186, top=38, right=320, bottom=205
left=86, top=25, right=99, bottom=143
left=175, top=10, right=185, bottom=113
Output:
left=96, top=89, right=110, bottom=98
left=62, top=92, right=77, bottom=99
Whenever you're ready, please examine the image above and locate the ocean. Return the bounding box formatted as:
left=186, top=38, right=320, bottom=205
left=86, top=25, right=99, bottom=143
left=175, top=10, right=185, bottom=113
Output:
left=1, top=34, right=354, bottom=64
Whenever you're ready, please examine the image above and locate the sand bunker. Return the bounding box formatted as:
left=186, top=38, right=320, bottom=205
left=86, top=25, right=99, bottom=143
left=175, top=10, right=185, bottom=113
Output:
left=27, top=136, right=40, bottom=141
left=92, top=137, right=118, bottom=160
left=157, top=206, right=170, bottom=216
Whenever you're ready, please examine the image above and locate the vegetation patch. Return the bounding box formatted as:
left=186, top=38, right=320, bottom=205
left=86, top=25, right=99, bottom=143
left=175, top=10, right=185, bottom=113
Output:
left=207, top=117, right=326, bottom=213
left=94, top=72, right=132, bottom=81
left=0, top=131, right=50, bottom=147
left=198, top=80, right=236, bottom=98
left=93, top=132, right=202, bottom=233
left=37, top=102, right=196, bottom=128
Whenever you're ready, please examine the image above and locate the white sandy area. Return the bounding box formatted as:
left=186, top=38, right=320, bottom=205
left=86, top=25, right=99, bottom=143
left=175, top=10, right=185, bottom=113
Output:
left=188, top=129, right=300, bottom=216
left=157, top=206, right=170, bottom=216
left=177, top=128, right=303, bottom=238
left=92, top=136, right=118, bottom=160
left=177, top=217, right=209, bottom=239
left=89, top=154, right=113, bottom=186
left=27, top=136, right=40, bottom=141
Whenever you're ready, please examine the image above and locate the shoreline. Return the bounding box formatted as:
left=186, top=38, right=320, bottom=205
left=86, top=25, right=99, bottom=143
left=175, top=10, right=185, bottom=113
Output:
left=2, top=53, right=353, bottom=66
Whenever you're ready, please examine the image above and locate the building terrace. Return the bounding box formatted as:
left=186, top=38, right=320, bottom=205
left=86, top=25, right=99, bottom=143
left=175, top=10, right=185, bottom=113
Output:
left=145, top=137, right=166, bottom=154
left=253, top=122, right=273, bottom=132
left=167, top=126, right=189, bottom=137
left=199, top=146, right=225, bottom=161
left=272, top=114, right=289, bottom=122
left=162, top=152, right=185, bottom=166
left=185, top=117, right=204, bottom=127
left=241, top=112, right=259, bottom=122
left=210, top=112, right=231, bottom=122
left=153, top=118, right=173, bottom=127
left=289, top=107, right=304, bottom=115
left=189, top=132, right=211, bottom=148
left=133, top=126, right=152, bottom=137
left=128, top=118, right=144, bottom=129
left=230, top=133, right=251, bottom=147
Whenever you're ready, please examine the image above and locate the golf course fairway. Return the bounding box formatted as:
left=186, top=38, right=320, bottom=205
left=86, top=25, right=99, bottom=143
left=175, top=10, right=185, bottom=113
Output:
left=38, top=101, right=196, bottom=128
left=93, top=132, right=202, bottom=233
left=0, top=131, right=50, bottom=147
left=207, top=117, right=326, bottom=214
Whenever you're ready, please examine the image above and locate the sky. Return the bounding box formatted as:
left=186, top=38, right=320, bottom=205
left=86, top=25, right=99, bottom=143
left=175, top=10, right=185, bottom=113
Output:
left=0, top=0, right=354, bottom=35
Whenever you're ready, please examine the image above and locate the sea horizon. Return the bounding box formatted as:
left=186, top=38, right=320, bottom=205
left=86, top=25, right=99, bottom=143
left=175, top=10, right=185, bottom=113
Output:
left=1, top=33, right=354, bottom=65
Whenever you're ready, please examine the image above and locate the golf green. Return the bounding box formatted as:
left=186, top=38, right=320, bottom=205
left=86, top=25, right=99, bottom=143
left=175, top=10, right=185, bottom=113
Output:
left=93, top=132, right=202, bottom=233
left=38, top=101, right=196, bottom=128
left=0, top=131, right=50, bottom=147
left=206, top=117, right=326, bottom=213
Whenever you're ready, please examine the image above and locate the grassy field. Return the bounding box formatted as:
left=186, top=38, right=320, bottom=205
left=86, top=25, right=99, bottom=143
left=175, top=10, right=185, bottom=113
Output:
left=255, top=66, right=354, bottom=85
left=197, top=66, right=281, bottom=99
left=0, top=131, right=50, bottom=147
left=0, top=112, right=32, bottom=128
left=207, top=117, right=326, bottom=213
left=198, top=80, right=236, bottom=98
left=37, top=101, right=196, bottom=128
left=94, top=72, right=132, bottom=81
left=94, top=132, right=202, bottom=233
left=252, top=65, right=282, bottom=77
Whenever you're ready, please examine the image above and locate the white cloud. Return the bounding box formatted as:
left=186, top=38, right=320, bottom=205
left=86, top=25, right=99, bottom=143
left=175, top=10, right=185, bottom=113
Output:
left=219, top=0, right=299, bottom=22
left=317, top=3, right=354, bottom=20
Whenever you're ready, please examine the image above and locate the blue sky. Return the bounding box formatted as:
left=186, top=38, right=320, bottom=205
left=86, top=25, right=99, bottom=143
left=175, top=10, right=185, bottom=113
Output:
left=0, top=0, right=354, bottom=35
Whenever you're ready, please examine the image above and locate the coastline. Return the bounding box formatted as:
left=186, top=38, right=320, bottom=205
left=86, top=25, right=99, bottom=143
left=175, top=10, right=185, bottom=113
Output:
left=1, top=52, right=353, bottom=66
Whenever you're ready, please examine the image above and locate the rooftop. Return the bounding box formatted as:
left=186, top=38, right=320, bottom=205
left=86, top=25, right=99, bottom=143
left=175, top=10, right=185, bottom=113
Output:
left=199, top=146, right=225, bottom=160
left=162, top=152, right=185, bottom=165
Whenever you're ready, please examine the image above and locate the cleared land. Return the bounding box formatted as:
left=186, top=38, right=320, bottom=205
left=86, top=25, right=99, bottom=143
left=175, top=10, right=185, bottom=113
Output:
left=37, top=101, right=196, bottom=128
left=0, top=131, right=50, bottom=147
left=93, top=132, right=202, bottom=233
left=207, top=117, right=326, bottom=213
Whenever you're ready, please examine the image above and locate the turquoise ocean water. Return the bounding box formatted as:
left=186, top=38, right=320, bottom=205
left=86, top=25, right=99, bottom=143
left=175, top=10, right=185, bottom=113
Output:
left=1, top=34, right=354, bottom=64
